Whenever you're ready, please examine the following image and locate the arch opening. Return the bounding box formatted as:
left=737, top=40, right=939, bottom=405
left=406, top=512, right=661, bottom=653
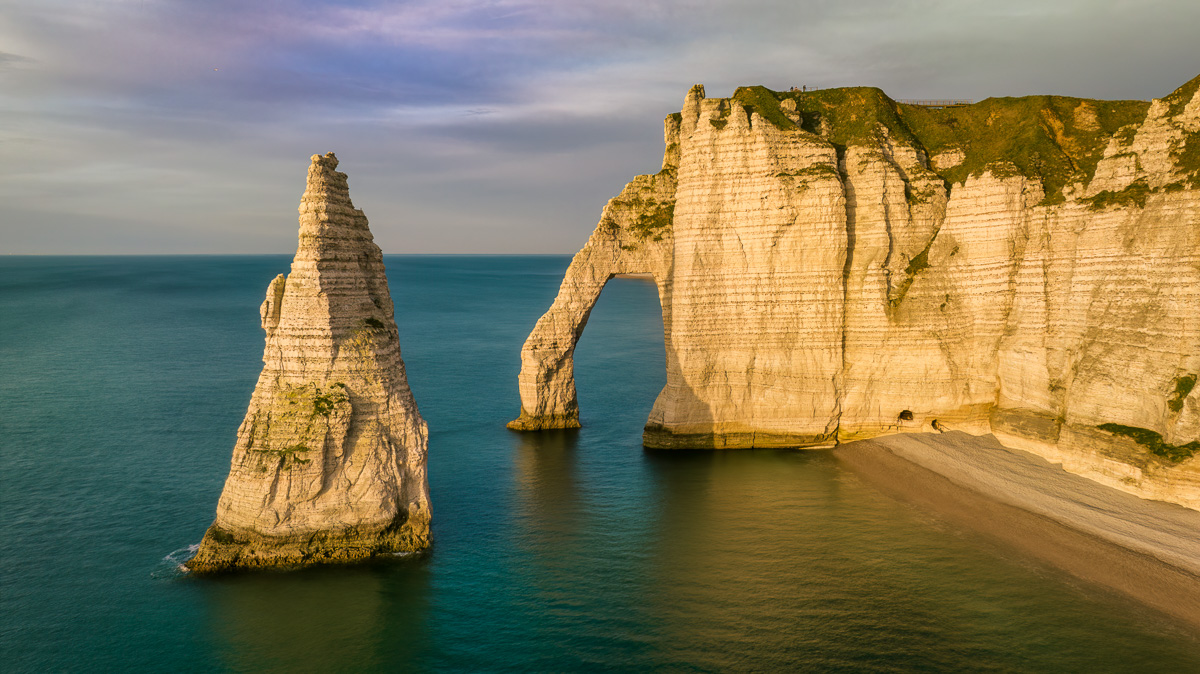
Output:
left=573, top=275, right=667, bottom=432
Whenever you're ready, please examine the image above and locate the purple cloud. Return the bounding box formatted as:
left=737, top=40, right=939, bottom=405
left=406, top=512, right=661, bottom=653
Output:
left=1, top=0, right=1198, bottom=253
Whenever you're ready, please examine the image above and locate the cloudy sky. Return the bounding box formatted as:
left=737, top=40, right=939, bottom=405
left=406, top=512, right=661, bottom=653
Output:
left=2, top=0, right=1197, bottom=254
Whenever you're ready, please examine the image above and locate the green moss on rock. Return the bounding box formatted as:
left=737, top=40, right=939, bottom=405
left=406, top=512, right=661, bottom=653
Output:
left=904, top=246, right=932, bottom=276
left=506, top=411, right=581, bottom=431
left=312, top=386, right=347, bottom=416
left=775, top=164, right=840, bottom=180
left=1083, top=178, right=1151, bottom=211
left=889, top=235, right=938, bottom=307
left=606, top=171, right=676, bottom=241
left=1171, top=132, right=1200, bottom=189
left=186, top=514, right=431, bottom=574
left=1097, top=423, right=1198, bottom=462
left=259, top=443, right=312, bottom=467
left=627, top=198, right=674, bottom=241
left=906, top=184, right=938, bottom=205
left=1169, top=374, right=1197, bottom=412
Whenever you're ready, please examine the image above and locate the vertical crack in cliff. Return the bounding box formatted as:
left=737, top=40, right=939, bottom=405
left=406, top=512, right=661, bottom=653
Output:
left=834, top=148, right=855, bottom=446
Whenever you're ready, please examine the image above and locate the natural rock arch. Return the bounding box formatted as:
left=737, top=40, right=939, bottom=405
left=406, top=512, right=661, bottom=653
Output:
left=509, top=79, right=1200, bottom=510
left=507, top=213, right=675, bottom=431
left=508, top=118, right=680, bottom=432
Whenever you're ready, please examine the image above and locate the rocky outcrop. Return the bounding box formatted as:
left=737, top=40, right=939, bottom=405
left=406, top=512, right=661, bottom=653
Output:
left=189, top=153, right=430, bottom=572
left=511, top=77, right=1200, bottom=510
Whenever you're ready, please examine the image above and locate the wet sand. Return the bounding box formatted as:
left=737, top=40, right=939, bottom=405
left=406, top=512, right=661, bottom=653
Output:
left=833, top=431, right=1200, bottom=631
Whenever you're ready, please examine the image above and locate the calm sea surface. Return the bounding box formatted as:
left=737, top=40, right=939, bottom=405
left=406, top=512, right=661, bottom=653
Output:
left=1, top=255, right=1198, bottom=672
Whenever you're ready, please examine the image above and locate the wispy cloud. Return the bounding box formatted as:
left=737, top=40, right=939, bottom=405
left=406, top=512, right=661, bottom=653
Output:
left=0, top=50, right=34, bottom=68
left=1, top=0, right=1198, bottom=253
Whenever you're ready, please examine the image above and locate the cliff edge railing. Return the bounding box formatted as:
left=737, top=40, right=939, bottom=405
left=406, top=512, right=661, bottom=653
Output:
left=896, top=99, right=973, bottom=108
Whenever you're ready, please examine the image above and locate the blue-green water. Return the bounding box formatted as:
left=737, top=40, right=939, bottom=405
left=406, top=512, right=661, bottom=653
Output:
left=1, top=255, right=1197, bottom=672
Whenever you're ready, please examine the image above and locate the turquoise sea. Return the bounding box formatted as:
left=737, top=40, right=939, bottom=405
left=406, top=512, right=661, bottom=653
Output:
left=1, top=255, right=1198, bottom=672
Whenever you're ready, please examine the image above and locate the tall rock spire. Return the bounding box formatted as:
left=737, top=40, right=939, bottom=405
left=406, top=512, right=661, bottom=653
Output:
left=188, top=153, right=430, bottom=572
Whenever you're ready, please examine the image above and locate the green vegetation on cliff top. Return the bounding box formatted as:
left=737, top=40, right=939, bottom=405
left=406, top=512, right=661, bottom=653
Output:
left=708, top=77, right=1199, bottom=205
left=898, top=94, right=1149, bottom=204
left=732, top=86, right=799, bottom=131
left=1163, top=72, right=1200, bottom=118
left=792, top=86, right=921, bottom=147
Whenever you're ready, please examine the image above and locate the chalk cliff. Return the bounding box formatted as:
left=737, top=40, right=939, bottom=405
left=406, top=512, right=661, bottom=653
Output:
left=511, top=76, right=1200, bottom=510
left=189, top=153, right=430, bottom=572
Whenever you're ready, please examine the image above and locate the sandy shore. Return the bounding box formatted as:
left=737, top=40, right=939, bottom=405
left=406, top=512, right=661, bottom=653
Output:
left=833, top=431, right=1200, bottom=631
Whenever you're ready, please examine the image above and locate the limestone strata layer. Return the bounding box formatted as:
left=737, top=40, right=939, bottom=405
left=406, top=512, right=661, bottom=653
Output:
left=189, top=153, right=430, bottom=572
left=512, top=76, right=1200, bottom=510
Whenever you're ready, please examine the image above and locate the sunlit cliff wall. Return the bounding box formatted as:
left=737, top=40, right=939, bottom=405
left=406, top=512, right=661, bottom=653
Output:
left=511, top=77, right=1200, bottom=509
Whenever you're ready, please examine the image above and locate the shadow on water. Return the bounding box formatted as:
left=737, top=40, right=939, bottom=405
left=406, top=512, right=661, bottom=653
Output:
left=505, top=427, right=660, bottom=669
left=511, top=428, right=582, bottom=541
left=202, top=561, right=432, bottom=672
left=639, top=449, right=875, bottom=670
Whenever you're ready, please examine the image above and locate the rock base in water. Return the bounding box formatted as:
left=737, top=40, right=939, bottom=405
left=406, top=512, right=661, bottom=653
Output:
left=507, top=412, right=581, bottom=431
left=187, top=512, right=431, bottom=573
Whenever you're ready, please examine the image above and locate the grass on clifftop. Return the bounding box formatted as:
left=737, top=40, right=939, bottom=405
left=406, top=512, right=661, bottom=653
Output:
left=726, top=83, right=1153, bottom=206
left=707, top=75, right=1200, bottom=204
left=787, top=86, right=920, bottom=149
left=897, top=95, right=1149, bottom=204
left=732, top=86, right=798, bottom=130
left=1163, top=72, right=1200, bottom=118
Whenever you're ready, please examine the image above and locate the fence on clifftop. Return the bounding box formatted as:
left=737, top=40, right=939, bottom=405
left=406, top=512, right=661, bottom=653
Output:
left=896, top=99, right=973, bottom=109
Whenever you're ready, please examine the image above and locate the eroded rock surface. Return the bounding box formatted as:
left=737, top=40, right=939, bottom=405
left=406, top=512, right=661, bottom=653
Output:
left=189, top=153, right=430, bottom=572
left=512, top=76, right=1200, bottom=510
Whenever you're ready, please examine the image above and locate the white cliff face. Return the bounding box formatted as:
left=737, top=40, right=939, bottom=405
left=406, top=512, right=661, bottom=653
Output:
left=512, top=78, right=1200, bottom=510
left=645, top=86, right=849, bottom=448
left=189, top=153, right=430, bottom=571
